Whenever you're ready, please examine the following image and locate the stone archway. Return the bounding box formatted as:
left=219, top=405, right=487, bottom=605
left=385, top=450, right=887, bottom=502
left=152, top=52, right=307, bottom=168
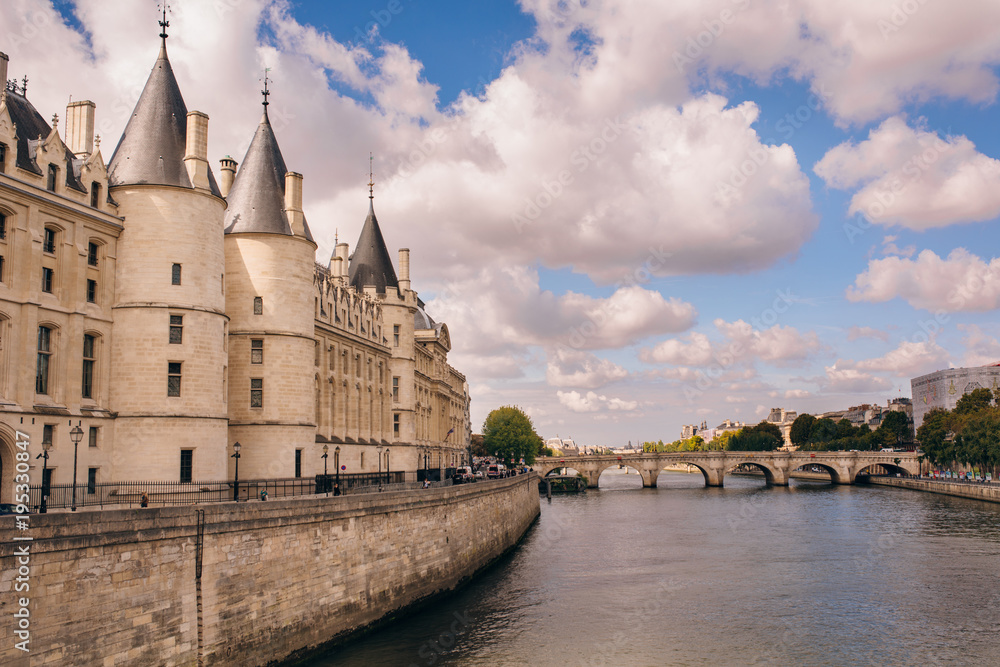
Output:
left=791, top=462, right=842, bottom=484
left=0, top=423, right=21, bottom=504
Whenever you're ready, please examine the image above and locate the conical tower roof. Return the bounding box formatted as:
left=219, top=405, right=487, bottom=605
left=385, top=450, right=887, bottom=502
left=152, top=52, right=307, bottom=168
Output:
left=107, top=40, right=220, bottom=195
left=348, top=199, right=398, bottom=294
left=224, top=109, right=292, bottom=235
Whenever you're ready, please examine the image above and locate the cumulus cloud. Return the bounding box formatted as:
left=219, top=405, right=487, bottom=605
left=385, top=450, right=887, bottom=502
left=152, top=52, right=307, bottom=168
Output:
left=784, top=389, right=811, bottom=399
left=641, top=319, right=822, bottom=367
left=848, top=248, right=1000, bottom=312
left=959, top=324, right=1000, bottom=367
left=815, top=117, right=1000, bottom=229
left=848, top=340, right=950, bottom=377
left=556, top=390, right=638, bottom=413
left=816, top=367, right=893, bottom=393
left=546, top=349, right=629, bottom=389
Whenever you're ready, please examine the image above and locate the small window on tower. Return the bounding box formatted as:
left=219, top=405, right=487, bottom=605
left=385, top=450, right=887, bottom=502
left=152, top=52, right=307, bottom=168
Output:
left=253, top=296, right=263, bottom=315
left=250, top=378, right=263, bottom=408
left=171, top=263, right=182, bottom=285
left=169, top=315, right=183, bottom=344
left=251, top=339, right=263, bottom=364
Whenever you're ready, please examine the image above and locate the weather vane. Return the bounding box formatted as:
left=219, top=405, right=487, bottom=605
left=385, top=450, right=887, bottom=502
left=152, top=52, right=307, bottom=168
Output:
left=158, top=3, right=171, bottom=41
left=261, top=68, right=272, bottom=107
left=368, top=153, right=374, bottom=200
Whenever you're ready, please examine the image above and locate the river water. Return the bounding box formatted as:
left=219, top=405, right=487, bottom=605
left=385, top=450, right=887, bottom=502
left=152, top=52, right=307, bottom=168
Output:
left=308, top=469, right=1000, bottom=666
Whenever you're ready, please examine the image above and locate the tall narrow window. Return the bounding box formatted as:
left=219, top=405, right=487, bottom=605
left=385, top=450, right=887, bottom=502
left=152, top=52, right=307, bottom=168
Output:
left=87, top=468, right=98, bottom=494
left=0, top=143, right=6, bottom=173
left=0, top=212, right=6, bottom=239
left=87, top=242, right=99, bottom=266
left=82, top=334, right=95, bottom=399
left=294, top=449, right=302, bottom=478
left=46, top=164, right=57, bottom=191
left=0, top=255, right=4, bottom=283
left=171, top=263, right=182, bottom=285
left=42, top=424, right=54, bottom=445
left=41, top=267, right=53, bottom=293
left=393, top=324, right=399, bottom=347
left=36, top=326, right=52, bottom=394
left=169, top=315, right=183, bottom=344
left=253, top=296, right=263, bottom=314
left=392, top=376, right=399, bottom=401
left=250, top=339, right=263, bottom=364
left=250, top=378, right=263, bottom=408
left=167, top=362, right=182, bottom=397
left=43, top=228, right=56, bottom=253
left=86, top=279, right=97, bottom=303
left=90, top=183, right=101, bottom=208
left=393, top=413, right=400, bottom=437
left=88, top=426, right=99, bottom=448
left=180, top=449, right=193, bottom=483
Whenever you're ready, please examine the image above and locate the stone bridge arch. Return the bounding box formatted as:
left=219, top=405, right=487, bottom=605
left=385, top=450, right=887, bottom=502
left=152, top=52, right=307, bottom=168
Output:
left=854, top=462, right=915, bottom=482
left=726, top=459, right=786, bottom=486
left=789, top=462, right=844, bottom=484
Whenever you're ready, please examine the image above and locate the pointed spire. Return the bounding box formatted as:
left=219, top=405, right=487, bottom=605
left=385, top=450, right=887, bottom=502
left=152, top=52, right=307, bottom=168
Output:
left=261, top=68, right=271, bottom=108
left=224, top=103, right=292, bottom=236
left=158, top=3, right=170, bottom=46
left=349, top=164, right=398, bottom=294
left=368, top=152, right=374, bottom=200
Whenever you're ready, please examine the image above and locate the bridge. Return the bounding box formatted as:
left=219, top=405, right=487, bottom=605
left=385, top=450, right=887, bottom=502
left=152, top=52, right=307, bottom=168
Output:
left=535, top=451, right=921, bottom=488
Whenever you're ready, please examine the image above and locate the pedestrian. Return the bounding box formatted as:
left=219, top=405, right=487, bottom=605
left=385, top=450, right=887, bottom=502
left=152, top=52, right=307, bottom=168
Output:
left=259, top=489, right=268, bottom=501
left=333, top=483, right=340, bottom=496
left=140, top=492, right=149, bottom=508
left=423, top=479, right=430, bottom=489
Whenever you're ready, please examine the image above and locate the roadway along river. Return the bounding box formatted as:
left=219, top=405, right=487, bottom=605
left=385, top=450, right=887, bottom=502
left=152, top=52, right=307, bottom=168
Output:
left=308, top=469, right=1000, bottom=666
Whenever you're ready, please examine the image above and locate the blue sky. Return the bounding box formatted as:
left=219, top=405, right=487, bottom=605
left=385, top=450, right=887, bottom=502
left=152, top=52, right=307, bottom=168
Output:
left=9, top=0, right=1000, bottom=444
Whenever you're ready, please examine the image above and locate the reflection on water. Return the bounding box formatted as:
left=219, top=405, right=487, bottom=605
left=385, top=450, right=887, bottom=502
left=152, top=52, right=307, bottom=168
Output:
left=309, top=471, right=1000, bottom=666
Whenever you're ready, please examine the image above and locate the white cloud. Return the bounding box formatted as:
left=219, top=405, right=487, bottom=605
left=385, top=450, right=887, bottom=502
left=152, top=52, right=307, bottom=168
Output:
left=817, top=367, right=893, bottom=393
left=815, top=117, right=1000, bottom=229
left=784, top=389, right=812, bottom=399
left=556, top=390, right=639, bottom=413
left=848, top=248, right=1000, bottom=312
left=959, top=324, right=1000, bottom=368
left=641, top=319, right=822, bottom=367
left=848, top=340, right=950, bottom=377
left=546, top=349, right=629, bottom=389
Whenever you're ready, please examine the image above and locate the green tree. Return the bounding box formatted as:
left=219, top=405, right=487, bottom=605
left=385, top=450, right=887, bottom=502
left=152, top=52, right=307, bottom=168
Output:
left=878, top=410, right=911, bottom=448
left=726, top=429, right=781, bottom=451
left=747, top=420, right=783, bottom=441
left=955, top=387, right=993, bottom=415
left=470, top=433, right=487, bottom=458
left=836, top=419, right=856, bottom=440
left=809, top=418, right=838, bottom=445
left=481, top=406, right=543, bottom=466
left=789, top=414, right=816, bottom=448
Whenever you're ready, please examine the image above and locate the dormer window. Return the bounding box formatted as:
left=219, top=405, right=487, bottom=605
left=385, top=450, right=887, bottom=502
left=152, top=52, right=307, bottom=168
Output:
left=46, top=164, right=58, bottom=191
left=90, top=182, right=101, bottom=208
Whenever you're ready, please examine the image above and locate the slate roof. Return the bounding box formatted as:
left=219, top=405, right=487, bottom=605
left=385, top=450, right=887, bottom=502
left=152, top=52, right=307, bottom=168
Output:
left=107, top=42, right=221, bottom=196
left=224, top=109, right=292, bottom=236
left=3, top=89, right=86, bottom=193
left=348, top=199, right=399, bottom=294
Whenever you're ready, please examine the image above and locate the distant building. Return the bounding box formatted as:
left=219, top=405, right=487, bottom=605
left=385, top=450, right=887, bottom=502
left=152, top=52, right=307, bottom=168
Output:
left=911, top=365, right=1000, bottom=428
left=765, top=407, right=798, bottom=449
left=680, top=420, right=707, bottom=440
left=545, top=436, right=578, bottom=456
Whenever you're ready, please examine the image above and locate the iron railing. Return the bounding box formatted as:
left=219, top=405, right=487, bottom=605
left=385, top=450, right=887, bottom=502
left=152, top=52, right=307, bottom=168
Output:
left=28, top=471, right=421, bottom=510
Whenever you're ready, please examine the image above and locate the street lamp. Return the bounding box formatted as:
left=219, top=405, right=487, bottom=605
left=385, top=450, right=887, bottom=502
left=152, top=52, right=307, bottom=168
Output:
left=36, top=440, right=52, bottom=513
left=232, top=442, right=242, bottom=501
left=335, top=446, right=341, bottom=495
left=322, top=444, right=329, bottom=495
left=385, top=447, right=390, bottom=486
left=69, top=425, right=83, bottom=511
left=377, top=445, right=384, bottom=491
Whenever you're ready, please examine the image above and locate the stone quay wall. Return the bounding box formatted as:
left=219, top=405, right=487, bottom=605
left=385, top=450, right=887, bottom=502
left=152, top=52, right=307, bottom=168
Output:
left=0, top=474, right=540, bottom=666
left=866, top=476, right=1000, bottom=504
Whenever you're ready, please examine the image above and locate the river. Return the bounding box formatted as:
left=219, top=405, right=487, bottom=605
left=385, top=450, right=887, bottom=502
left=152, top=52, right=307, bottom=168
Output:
left=307, top=469, right=1000, bottom=666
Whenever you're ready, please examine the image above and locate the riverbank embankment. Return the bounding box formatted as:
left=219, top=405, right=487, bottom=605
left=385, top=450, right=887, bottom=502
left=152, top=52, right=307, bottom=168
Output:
left=0, top=473, right=540, bottom=666
left=863, top=476, right=1000, bottom=504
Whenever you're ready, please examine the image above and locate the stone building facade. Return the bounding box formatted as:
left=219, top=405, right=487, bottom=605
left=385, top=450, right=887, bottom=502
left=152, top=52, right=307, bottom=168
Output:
left=911, top=365, right=1000, bottom=429
left=0, top=37, right=470, bottom=502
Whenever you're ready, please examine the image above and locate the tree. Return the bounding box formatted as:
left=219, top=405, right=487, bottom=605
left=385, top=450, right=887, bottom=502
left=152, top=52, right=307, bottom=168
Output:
left=789, top=414, right=816, bottom=448
left=481, top=406, right=543, bottom=466
left=748, top=420, right=783, bottom=441
left=469, top=433, right=487, bottom=458
left=955, top=387, right=993, bottom=415
left=878, top=410, right=911, bottom=448
left=726, top=429, right=781, bottom=451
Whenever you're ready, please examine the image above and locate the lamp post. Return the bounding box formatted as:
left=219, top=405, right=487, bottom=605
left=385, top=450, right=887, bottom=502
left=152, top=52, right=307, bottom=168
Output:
left=69, top=425, right=83, bottom=511
left=232, top=442, right=242, bottom=501
left=321, top=444, right=329, bottom=495
left=385, top=447, right=390, bottom=486
left=36, top=440, right=52, bottom=513
left=377, top=445, right=383, bottom=491
left=335, top=446, right=341, bottom=495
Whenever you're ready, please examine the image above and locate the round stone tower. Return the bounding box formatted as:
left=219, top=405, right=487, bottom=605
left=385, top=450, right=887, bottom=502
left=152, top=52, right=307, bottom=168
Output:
left=223, top=100, right=317, bottom=480
left=106, top=36, right=229, bottom=481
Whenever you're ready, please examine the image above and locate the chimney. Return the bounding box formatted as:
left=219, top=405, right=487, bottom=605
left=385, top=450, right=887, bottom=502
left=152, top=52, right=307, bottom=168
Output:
left=184, top=110, right=211, bottom=190
left=219, top=155, right=237, bottom=198
left=336, top=242, right=350, bottom=283
left=0, top=53, right=7, bottom=94
left=332, top=255, right=344, bottom=278
left=65, top=100, right=96, bottom=156
left=284, top=171, right=306, bottom=237
left=398, top=248, right=411, bottom=292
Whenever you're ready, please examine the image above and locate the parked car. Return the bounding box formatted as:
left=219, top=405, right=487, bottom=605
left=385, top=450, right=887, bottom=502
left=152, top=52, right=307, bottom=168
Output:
left=486, top=464, right=506, bottom=479
left=474, top=470, right=485, bottom=480
left=454, top=466, right=475, bottom=484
